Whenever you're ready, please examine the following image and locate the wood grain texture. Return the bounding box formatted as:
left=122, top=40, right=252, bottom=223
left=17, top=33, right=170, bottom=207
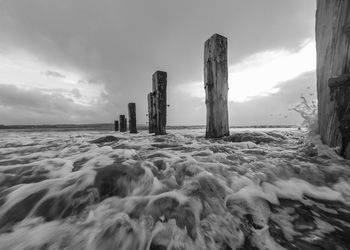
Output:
left=204, top=34, right=229, bottom=138
left=329, top=80, right=350, bottom=158
left=316, top=0, right=350, bottom=153
left=152, top=71, right=167, bottom=135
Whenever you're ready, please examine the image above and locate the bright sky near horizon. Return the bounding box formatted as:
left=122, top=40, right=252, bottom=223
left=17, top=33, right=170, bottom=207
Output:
left=180, top=39, right=316, bottom=102
left=0, top=0, right=316, bottom=125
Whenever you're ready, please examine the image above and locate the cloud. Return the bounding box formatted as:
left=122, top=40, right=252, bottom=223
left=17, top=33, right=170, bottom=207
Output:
left=0, top=0, right=316, bottom=125
left=71, top=88, right=82, bottom=99
left=228, top=40, right=316, bottom=102
left=41, top=70, right=66, bottom=79
left=228, top=71, right=317, bottom=126
left=0, top=84, right=113, bottom=125
left=0, top=50, right=107, bottom=109
left=168, top=87, right=205, bottom=126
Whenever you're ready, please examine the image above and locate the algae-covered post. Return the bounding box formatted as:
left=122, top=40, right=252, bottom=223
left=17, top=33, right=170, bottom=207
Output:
left=119, top=115, right=126, bottom=132
left=316, top=0, right=350, bottom=158
left=147, top=93, right=155, bottom=133
left=152, top=71, right=167, bottom=135
left=114, top=120, right=119, bottom=132
left=204, top=34, right=229, bottom=138
left=128, top=102, right=137, bottom=133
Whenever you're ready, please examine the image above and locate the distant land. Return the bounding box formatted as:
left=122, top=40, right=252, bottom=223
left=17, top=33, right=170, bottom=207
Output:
left=0, top=123, right=298, bottom=132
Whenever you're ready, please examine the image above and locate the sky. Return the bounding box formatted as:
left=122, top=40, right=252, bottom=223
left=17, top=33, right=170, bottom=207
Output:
left=0, top=0, right=316, bottom=126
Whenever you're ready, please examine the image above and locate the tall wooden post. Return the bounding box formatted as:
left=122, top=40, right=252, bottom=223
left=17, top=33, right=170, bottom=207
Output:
left=316, top=0, right=350, bottom=158
left=114, top=120, right=119, bottom=132
left=128, top=103, right=137, bottom=133
left=147, top=93, right=155, bottom=133
left=204, top=34, right=229, bottom=138
left=152, top=71, right=167, bottom=135
left=119, top=115, right=126, bottom=132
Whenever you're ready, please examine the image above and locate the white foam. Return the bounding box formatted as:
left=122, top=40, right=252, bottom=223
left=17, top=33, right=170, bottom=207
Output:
left=1, top=128, right=350, bottom=249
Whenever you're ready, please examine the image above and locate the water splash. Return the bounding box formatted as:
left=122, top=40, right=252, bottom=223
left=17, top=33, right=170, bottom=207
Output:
left=291, top=95, right=318, bottom=134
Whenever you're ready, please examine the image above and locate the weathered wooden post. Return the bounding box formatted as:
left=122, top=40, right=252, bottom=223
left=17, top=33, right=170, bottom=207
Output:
left=316, top=0, right=350, bottom=158
left=329, top=75, right=350, bottom=158
left=119, top=115, right=126, bottom=132
left=151, top=92, right=157, bottom=133
left=114, top=120, right=119, bottom=132
left=147, top=93, right=155, bottom=133
left=128, top=102, right=137, bottom=133
left=152, top=71, right=167, bottom=135
left=204, top=33, right=229, bottom=138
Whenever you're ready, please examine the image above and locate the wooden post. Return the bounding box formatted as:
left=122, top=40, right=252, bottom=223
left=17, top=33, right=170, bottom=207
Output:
left=147, top=93, right=155, bottom=133
left=119, top=115, right=126, bottom=132
left=204, top=34, right=229, bottom=138
left=114, top=120, right=119, bottom=132
left=329, top=75, right=350, bottom=158
left=151, top=92, right=157, bottom=133
left=316, top=1, right=350, bottom=158
left=152, top=71, right=167, bottom=135
left=128, top=103, right=137, bottom=133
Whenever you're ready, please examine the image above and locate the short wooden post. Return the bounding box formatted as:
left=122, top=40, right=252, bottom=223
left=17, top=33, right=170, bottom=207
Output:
left=128, top=103, right=137, bottom=133
left=152, top=71, right=167, bottom=135
left=151, top=92, right=157, bottom=133
left=204, top=34, right=229, bottom=138
left=119, top=115, right=126, bottom=132
left=114, top=120, right=119, bottom=131
left=147, top=93, right=155, bottom=133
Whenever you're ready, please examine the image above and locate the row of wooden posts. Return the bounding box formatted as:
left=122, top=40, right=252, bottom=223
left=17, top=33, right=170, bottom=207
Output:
left=114, top=33, right=229, bottom=138
left=114, top=103, right=137, bottom=133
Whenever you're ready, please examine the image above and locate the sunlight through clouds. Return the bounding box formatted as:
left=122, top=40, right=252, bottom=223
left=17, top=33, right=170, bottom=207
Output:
left=229, top=39, right=316, bottom=102
left=180, top=39, right=316, bottom=102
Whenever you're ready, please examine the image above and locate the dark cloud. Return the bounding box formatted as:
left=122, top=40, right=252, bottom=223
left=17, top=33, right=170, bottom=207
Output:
left=41, top=70, right=66, bottom=79
left=0, top=0, right=316, bottom=125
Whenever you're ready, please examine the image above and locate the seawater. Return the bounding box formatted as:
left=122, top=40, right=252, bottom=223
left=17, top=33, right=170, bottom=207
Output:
left=0, top=128, right=349, bottom=250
